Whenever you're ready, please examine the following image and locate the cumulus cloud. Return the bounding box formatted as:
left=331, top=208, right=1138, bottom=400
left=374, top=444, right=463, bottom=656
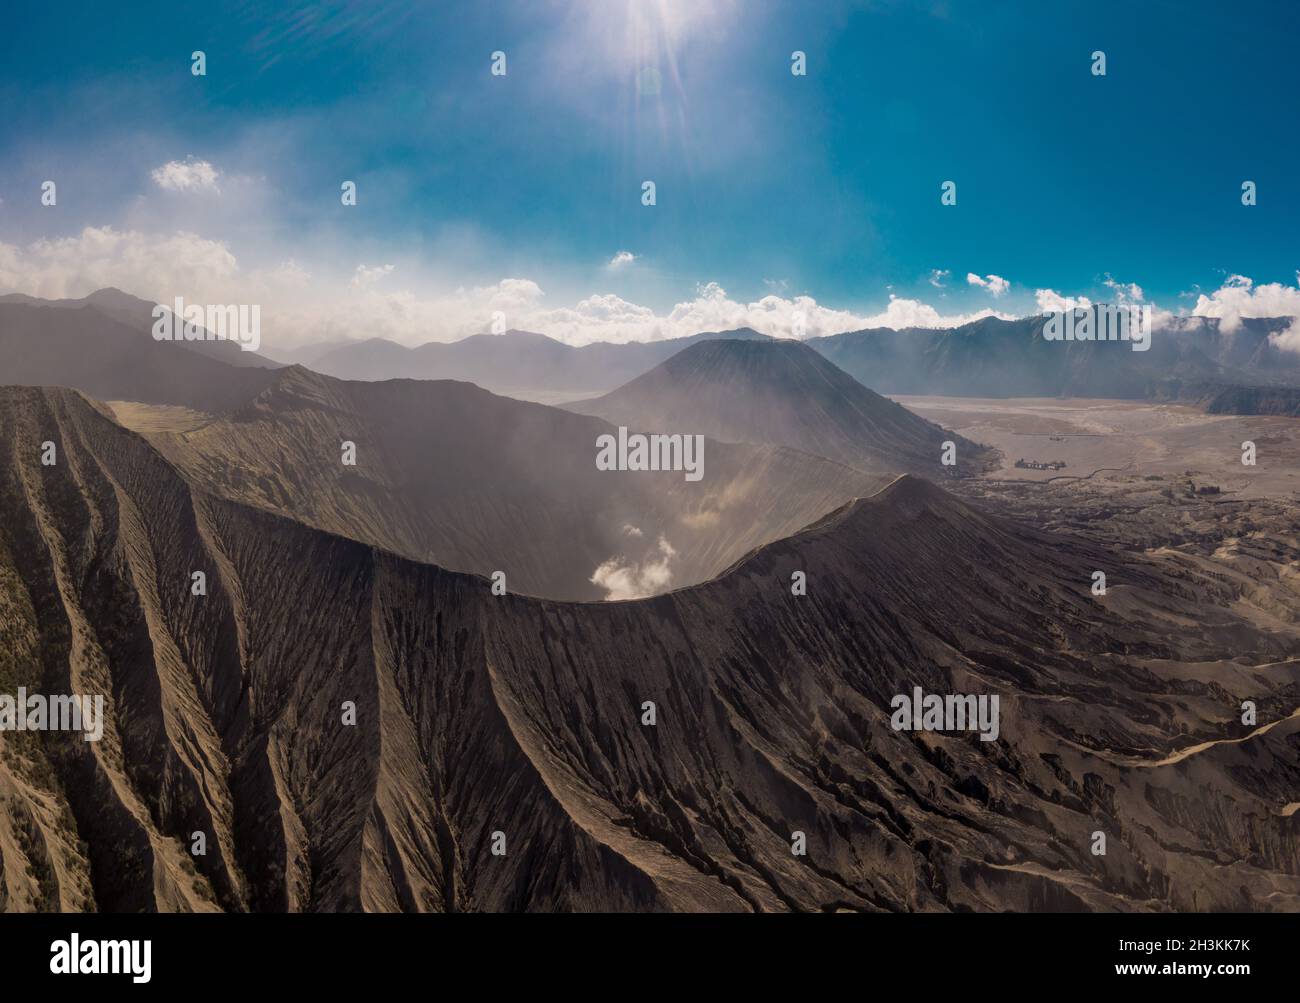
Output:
left=966, top=273, right=1010, bottom=297
left=522, top=281, right=869, bottom=343
left=150, top=157, right=221, bottom=193
left=590, top=536, right=677, bottom=600
left=1034, top=282, right=1177, bottom=329
left=0, top=223, right=1114, bottom=351
left=928, top=268, right=950, bottom=288
left=1103, top=274, right=1144, bottom=303
left=856, top=294, right=1011, bottom=330
left=0, top=228, right=1019, bottom=348
left=1034, top=288, right=1093, bottom=314
left=532, top=283, right=1012, bottom=344
left=1192, top=274, right=1300, bottom=332
left=0, top=226, right=239, bottom=302
left=1270, top=319, right=1300, bottom=354
left=607, top=250, right=636, bottom=269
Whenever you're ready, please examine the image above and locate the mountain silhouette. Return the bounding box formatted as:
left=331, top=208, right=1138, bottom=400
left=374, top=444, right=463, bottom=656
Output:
left=120, top=364, right=890, bottom=600
left=308, top=327, right=773, bottom=400
left=0, top=300, right=280, bottom=411
left=564, top=339, right=993, bottom=476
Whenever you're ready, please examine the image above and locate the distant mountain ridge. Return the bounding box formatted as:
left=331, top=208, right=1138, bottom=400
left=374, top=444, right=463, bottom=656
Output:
left=0, top=299, right=280, bottom=411
left=301, top=309, right=1300, bottom=404
left=564, top=339, right=993, bottom=477
left=5, top=288, right=1299, bottom=407
left=309, top=326, right=773, bottom=401
left=813, top=313, right=1300, bottom=400
left=0, top=287, right=282, bottom=370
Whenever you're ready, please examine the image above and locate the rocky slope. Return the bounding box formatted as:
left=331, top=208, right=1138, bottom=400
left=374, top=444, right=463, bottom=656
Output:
left=1202, top=385, right=1300, bottom=416
left=0, top=301, right=280, bottom=411
left=2, top=386, right=1297, bottom=912
left=120, top=365, right=889, bottom=601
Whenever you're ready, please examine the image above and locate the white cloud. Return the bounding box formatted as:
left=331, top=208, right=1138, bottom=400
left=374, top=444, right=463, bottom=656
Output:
left=0, top=229, right=1020, bottom=349
left=0, top=223, right=1195, bottom=351
left=1192, top=274, right=1300, bottom=332
left=150, top=157, right=221, bottom=193
left=928, top=269, right=950, bottom=288
left=856, top=294, right=1011, bottom=330
left=967, top=273, right=1010, bottom=297
left=281, top=277, right=548, bottom=344
left=485, top=277, right=547, bottom=316
left=1270, top=318, right=1300, bottom=354
left=607, top=250, right=637, bottom=269
left=0, top=226, right=239, bottom=302
left=1103, top=274, right=1144, bottom=303
left=590, top=535, right=677, bottom=600
left=529, top=283, right=1012, bottom=344
left=351, top=263, right=395, bottom=288
left=1033, top=283, right=1178, bottom=328
left=1035, top=288, right=1093, bottom=314
left=528, top=281, right=828, bottom=343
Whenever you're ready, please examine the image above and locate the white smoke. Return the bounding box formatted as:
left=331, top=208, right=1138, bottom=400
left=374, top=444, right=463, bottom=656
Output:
left=590, top=535, right=677, bottom=600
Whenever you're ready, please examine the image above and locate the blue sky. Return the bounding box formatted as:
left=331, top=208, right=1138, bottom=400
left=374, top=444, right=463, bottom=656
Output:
left=2, top=0, right=1299, bottom=346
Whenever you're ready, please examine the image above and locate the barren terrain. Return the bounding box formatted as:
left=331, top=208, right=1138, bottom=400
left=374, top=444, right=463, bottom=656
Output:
left=2, top=386, right=1298, bottom=912
left=899, top=395, right=1300, bottom=497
